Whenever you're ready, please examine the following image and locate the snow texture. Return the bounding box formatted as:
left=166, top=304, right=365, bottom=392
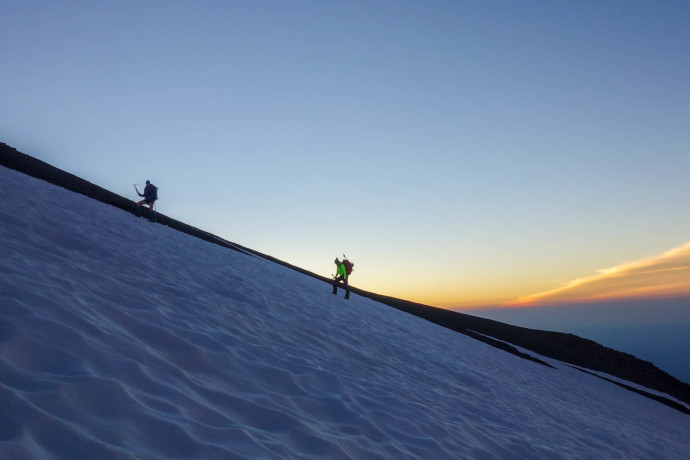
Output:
left=1, top=165, right=689, bottom=459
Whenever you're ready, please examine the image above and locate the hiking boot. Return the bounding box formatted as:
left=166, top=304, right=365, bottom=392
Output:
left=344, top=292, right=350, bottom=300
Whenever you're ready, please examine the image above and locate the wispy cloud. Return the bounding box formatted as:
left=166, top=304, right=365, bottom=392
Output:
left=507, top=242, right=690, bottom=306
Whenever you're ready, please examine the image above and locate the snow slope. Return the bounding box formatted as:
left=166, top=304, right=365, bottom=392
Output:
left=1, top=165, right=688, bottom=459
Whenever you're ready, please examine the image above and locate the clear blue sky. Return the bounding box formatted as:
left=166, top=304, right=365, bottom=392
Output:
left=2, top=1, right=689, bottom=307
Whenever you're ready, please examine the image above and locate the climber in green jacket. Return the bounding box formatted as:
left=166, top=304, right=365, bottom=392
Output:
left=332, top=257, right=353, bottom=300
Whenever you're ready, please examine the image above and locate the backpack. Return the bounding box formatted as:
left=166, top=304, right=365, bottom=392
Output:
left=146, top=184, right=158, bottom=201
left=343, top=259, right=353, bottom=276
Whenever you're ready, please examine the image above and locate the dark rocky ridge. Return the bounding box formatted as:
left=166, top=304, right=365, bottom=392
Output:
left=2, top=141, right=688, bottom=412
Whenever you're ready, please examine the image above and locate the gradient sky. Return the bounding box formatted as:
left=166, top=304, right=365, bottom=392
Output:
left=2, top=1, right=689, bottom=309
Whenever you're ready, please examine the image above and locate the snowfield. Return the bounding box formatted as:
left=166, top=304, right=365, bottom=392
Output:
left=1, top=165, right=689, bottom=459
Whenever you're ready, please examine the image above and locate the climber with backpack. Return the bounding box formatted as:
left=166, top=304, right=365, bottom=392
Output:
left=134, top=180, right=158, bottom=222
left=332, top=255, right=354, bottom=300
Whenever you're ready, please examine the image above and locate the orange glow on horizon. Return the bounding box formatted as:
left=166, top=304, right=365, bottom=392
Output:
left=505, top=242, right=690, bottom=307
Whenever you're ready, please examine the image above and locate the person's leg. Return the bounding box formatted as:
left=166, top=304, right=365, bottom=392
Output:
left=332, top=275, right=342, bottom=294
left=344, top=278, right=350, bottom=299
left=148, top=200, right=157, bottom=221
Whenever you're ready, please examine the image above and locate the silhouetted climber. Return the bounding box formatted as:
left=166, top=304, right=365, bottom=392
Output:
left=332, top=255, right=354, bottom=300
left=134, top=180, right=158, bottom=222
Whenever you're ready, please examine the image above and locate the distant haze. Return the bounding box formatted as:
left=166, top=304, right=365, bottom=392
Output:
left=461, top=296, right=690, bottom=384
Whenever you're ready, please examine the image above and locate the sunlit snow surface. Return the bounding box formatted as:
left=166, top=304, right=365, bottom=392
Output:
left=1, top=166, right=688, bottom=459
